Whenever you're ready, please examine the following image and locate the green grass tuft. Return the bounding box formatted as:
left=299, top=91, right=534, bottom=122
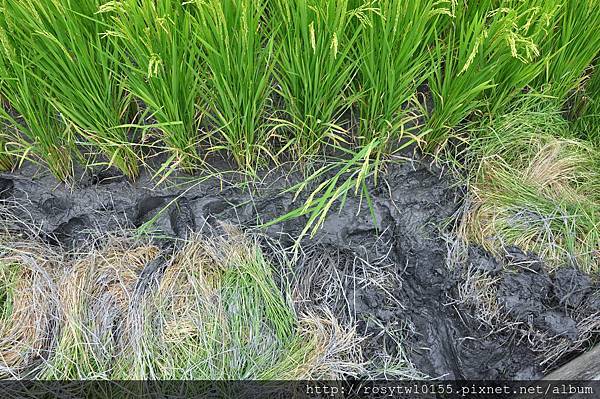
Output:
left=119, top=232, right=358, bottom=379
left=464, top=97, right=600, bottom=274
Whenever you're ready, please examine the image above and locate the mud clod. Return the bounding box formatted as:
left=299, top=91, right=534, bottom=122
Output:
left=504, top=246, right=545, bottom=271
left=553, top=268, right=592, bottom=308
left=0, top=177, right=13, bottom=199
left=468, top=247, right=502, bottom=274
left=51, top=215, right=92, bottom=247
left=169, top=197, right=196, bottom=238
left=498, top=271, right=552, bottom=321
left=40, top=196, right=72, bottom=216
left=537, top=311, right=578, bottom=339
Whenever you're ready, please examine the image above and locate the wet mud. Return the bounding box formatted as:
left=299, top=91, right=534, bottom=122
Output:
left=1, top=156, right=597, bottom=380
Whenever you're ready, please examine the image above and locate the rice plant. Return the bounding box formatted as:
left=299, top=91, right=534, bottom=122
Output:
left=270, top=0, right=362, bottom=157
left=2, top=0, right=138, bottom=178
left=106, top=0, right=204, bottom=173
left=0, top=13, right=73, bottom=181
left=426, top=0, right=560, bottom=147
left=194, top=0, right=275, bottom=173
left=576, top=65, right=600, bottom=145
left=30, top=1, right=139, bottom=178
left=483, top=0, right=561, bottom=113
left=353, top=0, right=451, bottom=150
left=536, top=0, right=600, bottom=101
left=425, top=1, right=495, bottom=147
left=265, top=143, right=378, bottom=241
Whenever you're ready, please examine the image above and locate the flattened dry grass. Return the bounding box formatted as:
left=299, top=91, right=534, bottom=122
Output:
left=0, top=241, right=60, bottom=379
left=119, top=229, right=363, bottom=379
left=0, top=227, right=366, bottom=380
left=42, top=238, right=159, bottom=380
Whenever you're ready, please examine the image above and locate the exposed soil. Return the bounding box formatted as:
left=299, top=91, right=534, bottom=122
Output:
left=1, top=155, right=598, bottom=380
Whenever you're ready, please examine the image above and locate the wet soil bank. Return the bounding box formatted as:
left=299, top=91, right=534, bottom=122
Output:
left=1, top=156, right=598, bottom=380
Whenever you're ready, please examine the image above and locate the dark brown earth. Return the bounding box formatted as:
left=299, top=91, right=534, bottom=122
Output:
left=1, top=155, right=597, bottom=380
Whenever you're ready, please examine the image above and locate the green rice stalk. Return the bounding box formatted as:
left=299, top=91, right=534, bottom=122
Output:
left=106, top=0, right=204, bottom=173
left=0, top=14, right=73, bottom=181
left=536, top=0, right=600, bottom=101
left=3, top=0, right=138, bottom=178
left=426, top=0, right=560, bottom=148
left=264, top=136, right=415, bottom=241
left=270, top=0, right=363, bottom=157
left=575, top=65, right=600, bottom=144
left=0, top=83, right=10, bottom=172
left=353, top=0, right=451, bottom=150
left=195, top=0, right=275, bottom=174
left=0, top=138, right=13, bottom=172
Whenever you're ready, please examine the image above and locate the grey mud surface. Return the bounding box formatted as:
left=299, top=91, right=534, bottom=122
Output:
left=1, top=156, right=598, bottom=380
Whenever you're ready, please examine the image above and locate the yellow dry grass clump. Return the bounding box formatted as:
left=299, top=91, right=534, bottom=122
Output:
left=42, top=238, right=159, bottom=379
left=0, top=241, right=60, bottom=378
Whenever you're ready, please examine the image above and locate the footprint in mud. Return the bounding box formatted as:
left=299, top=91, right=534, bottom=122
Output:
left=497, top=253, right=588, bottom=340
left=134, top=195, right=196, bottom=238
left=169, top=198, right=196, bottom=238
left=0, top=177, right=14, bottom=199
left=39, top=196, right=72, bottom=217
left=50, top=215, right=92, bottom=248
left=192, top=196, right=243, bottom=230
left=204, top=198, right=231, bottom=215
left=89, top=169, right=126, bottom=186
left=552, top=268, right=592, bottom=308
left=134, top=196, right=169, bottom=227
left=497, top=271, right=552, bottom=321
